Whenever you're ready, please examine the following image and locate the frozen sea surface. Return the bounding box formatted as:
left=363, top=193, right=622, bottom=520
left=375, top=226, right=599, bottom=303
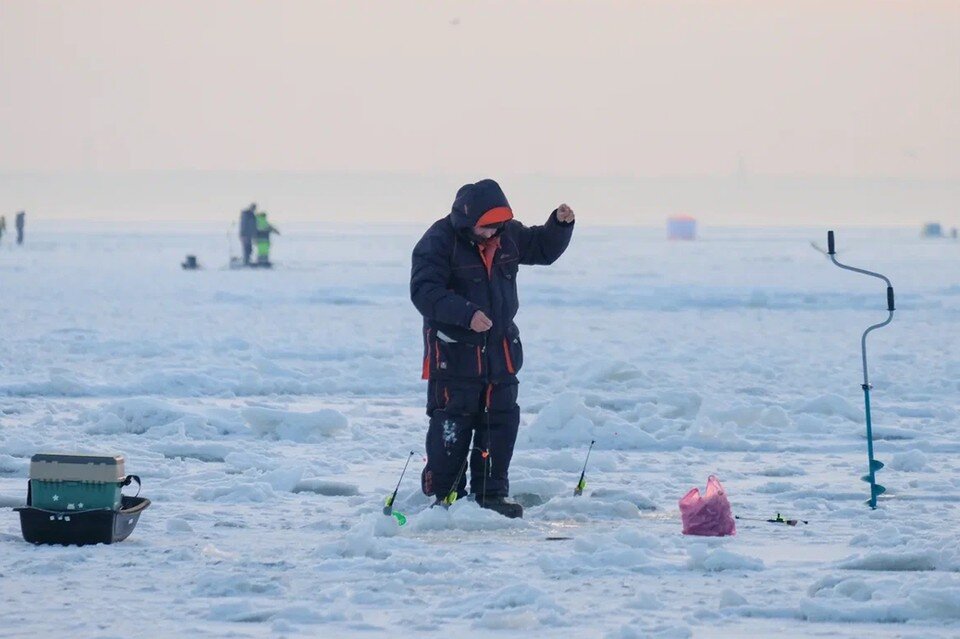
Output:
left=1, top=223, right=958, bottom=638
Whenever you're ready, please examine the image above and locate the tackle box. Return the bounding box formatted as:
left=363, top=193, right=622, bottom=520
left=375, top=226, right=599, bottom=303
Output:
left=28, top=453, right=125, bottom=511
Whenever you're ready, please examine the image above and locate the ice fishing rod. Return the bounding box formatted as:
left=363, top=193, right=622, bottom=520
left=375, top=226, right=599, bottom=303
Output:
left=573, top=440, right=596, bottom=496
left=437, top=447, right=489, bottom=508
left=383, top=451, right=416, bottom=525
left=826, top=230, right=895, bottom=509
left=481, top=331, right=492, bottom=504
left=735, top=513, right=809, bottom=527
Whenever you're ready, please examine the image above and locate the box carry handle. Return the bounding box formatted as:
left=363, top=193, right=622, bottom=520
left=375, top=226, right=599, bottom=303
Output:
left=121, top=475, right=141, bottom=498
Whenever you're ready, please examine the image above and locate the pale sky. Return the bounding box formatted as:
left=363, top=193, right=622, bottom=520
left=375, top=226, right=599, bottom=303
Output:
left=1, top=0, right=958, bottom=178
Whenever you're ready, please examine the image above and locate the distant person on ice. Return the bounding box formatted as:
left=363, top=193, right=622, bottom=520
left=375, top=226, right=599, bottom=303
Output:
left=0, top=215, right=5, bottom=244
left=410, top=179, right=575, bottom=518
left=15, top=211, right=25, bottom=245
left=239, top=203, right=257, bottom=265
left=254, top=211, right=279, bottom=265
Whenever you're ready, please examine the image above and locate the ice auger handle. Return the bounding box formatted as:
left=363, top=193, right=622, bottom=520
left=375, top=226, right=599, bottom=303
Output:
left=887, top=286, right=895, bottom=312
left=827, top=230, right=835, bottom=255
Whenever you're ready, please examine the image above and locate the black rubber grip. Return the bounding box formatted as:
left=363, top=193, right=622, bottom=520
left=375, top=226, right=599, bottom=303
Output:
left=887, top=286, right=895, bottom=311
left=827, top=231, right=835, bottom=255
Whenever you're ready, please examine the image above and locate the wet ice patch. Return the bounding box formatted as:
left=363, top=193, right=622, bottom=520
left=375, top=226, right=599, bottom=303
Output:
left=243, top=407, right=348, bottom=442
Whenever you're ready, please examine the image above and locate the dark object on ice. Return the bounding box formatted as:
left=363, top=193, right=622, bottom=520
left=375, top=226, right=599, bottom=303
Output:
left=15, top=482, right=149, bottom=546
left=475, top=495, right=523, bottom=519
left=15, top=211, right=24, bottom=245
left=239, top=203, right=257, bottom=265
left=666, top=215, right=696, bottom=240
left=573, top=439, right=595, bottom=496
left=181, top=255, right=199, bottom=270
left=825, top=230, right=895, bottom=509
left=920, top=222, right=943, bottom=238
left=736, top=513, right=809, bottom=527
left=429, top=492, right=523, bottom=518
left=952, top=228, right=958, bottom=240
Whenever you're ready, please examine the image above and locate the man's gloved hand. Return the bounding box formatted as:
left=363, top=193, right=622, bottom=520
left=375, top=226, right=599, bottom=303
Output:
left=470, top=310, right=493, bottom=332
left=557, top=203, right=575, bottom=223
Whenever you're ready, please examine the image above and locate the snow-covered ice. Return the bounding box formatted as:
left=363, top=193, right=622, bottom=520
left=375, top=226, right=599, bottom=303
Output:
left=1, top=223, right=958, bottom=638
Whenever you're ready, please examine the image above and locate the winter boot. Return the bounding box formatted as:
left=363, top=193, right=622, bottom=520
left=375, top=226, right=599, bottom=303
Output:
left=475, top=495, right=523, bottom=519
left=431, top=491, right=466, bottom=509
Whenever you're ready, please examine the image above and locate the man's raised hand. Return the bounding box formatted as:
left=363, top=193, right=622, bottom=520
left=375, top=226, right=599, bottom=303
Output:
left=557, top=204, right=575, bottom=223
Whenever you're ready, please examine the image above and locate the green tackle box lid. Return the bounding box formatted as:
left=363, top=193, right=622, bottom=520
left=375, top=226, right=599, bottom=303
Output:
left=30, top=453, right=125, bottom=483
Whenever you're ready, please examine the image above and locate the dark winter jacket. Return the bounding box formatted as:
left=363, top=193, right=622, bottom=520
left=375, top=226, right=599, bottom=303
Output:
left=411, top=179, right=574, bottom=384
left=239, top=207, right=257, bottom=238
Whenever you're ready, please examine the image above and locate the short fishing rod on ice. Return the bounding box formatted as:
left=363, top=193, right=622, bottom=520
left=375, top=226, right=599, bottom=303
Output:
left=574, top=440, right=596, bottom=496
left=383, top=451, right=416, bottom=525
left=736, top=513, right=809, bottom=527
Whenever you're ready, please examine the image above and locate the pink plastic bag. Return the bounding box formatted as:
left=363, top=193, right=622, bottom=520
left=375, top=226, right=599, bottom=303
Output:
left=679, top=475, right=736, bottom=536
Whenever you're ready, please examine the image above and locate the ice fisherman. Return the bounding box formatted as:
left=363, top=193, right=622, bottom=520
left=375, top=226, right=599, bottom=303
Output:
left=15, top=211, right=25, bottom=245
left=239, top=203, right=257, bottom=265
left=254, top=211, right=279, bottom=265
left=0, top=215, right=5, bottom=244
left=410, top=179, right=575, bottom=518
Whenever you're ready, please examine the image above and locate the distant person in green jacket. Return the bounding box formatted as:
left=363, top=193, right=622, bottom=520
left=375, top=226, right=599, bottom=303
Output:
left=255, top=212, right=279, bottom=265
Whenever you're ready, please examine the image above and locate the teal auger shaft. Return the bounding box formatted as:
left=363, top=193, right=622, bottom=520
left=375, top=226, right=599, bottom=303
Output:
left=826, top=231, right=894, bottom=508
